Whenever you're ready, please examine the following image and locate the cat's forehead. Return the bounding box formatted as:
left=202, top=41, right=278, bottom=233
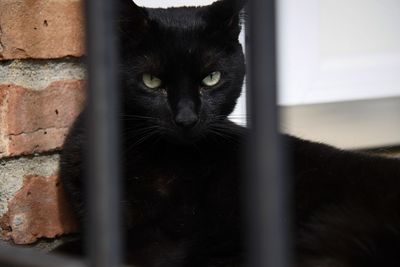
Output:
left=146, top=6, right=206, bottom=29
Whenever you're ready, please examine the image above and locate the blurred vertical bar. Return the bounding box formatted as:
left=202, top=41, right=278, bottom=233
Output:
left=246, top=0, right=291, bottom=267
left=84, top=0, right=122, bottom=266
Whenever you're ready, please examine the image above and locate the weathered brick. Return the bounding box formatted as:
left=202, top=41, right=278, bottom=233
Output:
left=0, top=80, right=85, bottom=158
left=5, top=80, right=85, bottom=135
left=0, top=0, right=84, bottom=60
left=8, top=128, right=69, bottom=156
left=0, top=0, right=86, bottom=247
left=1, top=174, right=79, bottom=244
left=0, top=89, right=9, bottom=155
left=0, top=155, right=60, bottom=218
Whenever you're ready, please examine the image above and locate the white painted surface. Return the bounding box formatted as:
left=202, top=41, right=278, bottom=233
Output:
left=277, top=0, right=400, bottom=105
left=282, top=98, right=400, bottom=149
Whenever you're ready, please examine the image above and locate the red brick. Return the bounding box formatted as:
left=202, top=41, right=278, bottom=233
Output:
left=0, top=0, right=84, bottom=60
left=0, top=175, right=79, bottom=244
left=0, top=80, right=85, bottom=157
left=0, top=89, right=9, bottom=154
left=8, top=128, right=69, bottom=156
left=5, top=80, right=86, bottom=135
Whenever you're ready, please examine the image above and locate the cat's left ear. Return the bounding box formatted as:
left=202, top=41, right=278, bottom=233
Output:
left=118, top=0, right=150, bottom=37
left=205, top=0, right=246, bottom=39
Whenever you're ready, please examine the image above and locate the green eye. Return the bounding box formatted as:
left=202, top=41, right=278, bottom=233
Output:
left=142, top=74, right=162, bottom=89
left=202, top=71, right=221, bottom=87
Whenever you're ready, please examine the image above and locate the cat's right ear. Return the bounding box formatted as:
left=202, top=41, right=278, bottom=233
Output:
left=118, top=0, right=149, bottom=38
left=205, top=0, right=247, bottom=40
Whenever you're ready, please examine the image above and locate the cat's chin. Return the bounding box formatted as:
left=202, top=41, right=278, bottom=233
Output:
left=163, top=129, right=203, bottom=146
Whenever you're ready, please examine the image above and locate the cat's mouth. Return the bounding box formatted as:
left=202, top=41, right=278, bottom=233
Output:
left=163, top=125, right=205, bottom=145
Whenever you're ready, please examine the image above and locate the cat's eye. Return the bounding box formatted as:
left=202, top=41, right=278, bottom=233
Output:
left=142, top=74, right=162, bottom=89
left=202, top=71, right=221, bottom=87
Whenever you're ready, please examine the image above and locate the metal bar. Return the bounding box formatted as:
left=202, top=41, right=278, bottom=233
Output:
left=0, top=244, right=86, bottom=267
left=245, top=0, right=292, bottom=266
left=84, top=0, right=122, bottom=266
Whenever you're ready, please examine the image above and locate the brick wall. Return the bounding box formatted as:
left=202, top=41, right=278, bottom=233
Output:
left=0, top=0, right=85, bottom=245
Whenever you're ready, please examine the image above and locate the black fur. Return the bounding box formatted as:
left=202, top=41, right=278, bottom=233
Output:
left=57, top=0, right=400, bottom=266
left=59, top=1, right=246, bottom=266
left=287, top=137, right=400, bottom=267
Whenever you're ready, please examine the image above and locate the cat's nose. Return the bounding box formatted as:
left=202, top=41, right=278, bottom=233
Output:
left=174, top=110, right=199, bottom=128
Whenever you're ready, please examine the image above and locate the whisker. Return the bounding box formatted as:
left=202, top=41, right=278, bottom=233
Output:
left=207, top=127, right=241, bottom=146
left=121, top=126, right=160, bottom=139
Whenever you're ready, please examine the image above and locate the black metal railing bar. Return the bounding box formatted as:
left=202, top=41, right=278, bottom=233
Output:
left=85, top=0, right=123, bottom=266
left=246, top=0, right=292, bottom=267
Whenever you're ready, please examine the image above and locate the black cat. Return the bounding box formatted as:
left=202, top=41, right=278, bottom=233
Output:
left=60, top=1, right=246, bottom=266
left=58, top=0, right=400, bottom=266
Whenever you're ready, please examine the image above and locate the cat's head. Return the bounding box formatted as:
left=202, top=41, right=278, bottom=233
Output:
left=119, top=0, right=246, bottom=143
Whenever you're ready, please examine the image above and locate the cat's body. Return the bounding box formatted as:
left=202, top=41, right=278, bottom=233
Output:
left=61, top=113, right=245, bottom=266
left=288, top=136, right=400, bottom=267
left=58, top=0, right=400, bottom=266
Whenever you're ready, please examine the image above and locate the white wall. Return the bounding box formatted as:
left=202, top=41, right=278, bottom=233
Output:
left=278, top=0, right=400, bottom=105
